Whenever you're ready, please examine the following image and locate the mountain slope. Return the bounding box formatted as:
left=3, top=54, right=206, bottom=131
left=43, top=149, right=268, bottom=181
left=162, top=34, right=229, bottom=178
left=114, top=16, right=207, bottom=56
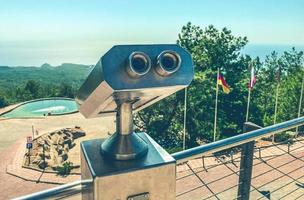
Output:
left=0, top=63, right=92, bottom=90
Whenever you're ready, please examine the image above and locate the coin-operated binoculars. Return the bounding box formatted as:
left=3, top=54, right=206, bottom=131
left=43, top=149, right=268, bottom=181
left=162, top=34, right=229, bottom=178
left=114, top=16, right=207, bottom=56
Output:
left=77, top=44, right=193, bottom=200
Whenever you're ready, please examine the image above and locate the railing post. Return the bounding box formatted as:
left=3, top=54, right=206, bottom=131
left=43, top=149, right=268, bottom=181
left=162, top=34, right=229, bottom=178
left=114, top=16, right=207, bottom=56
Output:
left=237, top=122, right=262, bottom=200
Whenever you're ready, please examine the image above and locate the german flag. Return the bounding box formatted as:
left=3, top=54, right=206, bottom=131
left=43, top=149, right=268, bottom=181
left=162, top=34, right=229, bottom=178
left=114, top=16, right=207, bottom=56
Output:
left=217, top=73, right=230, bottom=94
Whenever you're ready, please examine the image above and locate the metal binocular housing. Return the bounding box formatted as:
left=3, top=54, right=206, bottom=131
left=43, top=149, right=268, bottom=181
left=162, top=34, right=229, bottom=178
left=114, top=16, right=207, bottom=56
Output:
left=76, top=44, right=194, bottom=160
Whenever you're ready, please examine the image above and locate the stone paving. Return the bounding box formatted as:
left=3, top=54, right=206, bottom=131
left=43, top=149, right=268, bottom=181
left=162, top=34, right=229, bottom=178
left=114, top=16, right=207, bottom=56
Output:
left=0, top=138, right=52, bottom=200
left=176, top=138, right=304, bottom=200
left=0, top=112, right=115, bottom=152
left=2, top=137, right=304, bottom=199
left=0, top=112, right=115, bottom=200
left=1, top=108, right=304, bottom=199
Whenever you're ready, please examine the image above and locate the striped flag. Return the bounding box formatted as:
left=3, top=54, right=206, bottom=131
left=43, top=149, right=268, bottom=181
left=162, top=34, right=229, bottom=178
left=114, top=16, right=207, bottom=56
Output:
left=248, top=66, right=256, bottom=89
left=214, top=68, right=230, bottom=142
left=217, top=73, right=230, bottom=94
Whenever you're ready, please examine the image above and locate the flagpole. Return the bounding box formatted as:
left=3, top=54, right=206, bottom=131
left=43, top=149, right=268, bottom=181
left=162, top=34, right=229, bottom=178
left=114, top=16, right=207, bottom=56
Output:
left=245, top=89, right=251, bottom=122
left=183, top=87, right=187, bottom=150
left=213, top=68, right=220, bottom=142
left=273, top=82, right=280, bottom=124
left=246, top=63, right=253, bottom=122
left=296, top=77, right=304, bottom=137
left=272, top=81, right=280, bottom=143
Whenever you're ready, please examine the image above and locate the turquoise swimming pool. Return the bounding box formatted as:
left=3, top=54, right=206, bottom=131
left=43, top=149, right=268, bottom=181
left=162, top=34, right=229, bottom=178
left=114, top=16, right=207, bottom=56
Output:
left=1, top=98, right=78, bottom=118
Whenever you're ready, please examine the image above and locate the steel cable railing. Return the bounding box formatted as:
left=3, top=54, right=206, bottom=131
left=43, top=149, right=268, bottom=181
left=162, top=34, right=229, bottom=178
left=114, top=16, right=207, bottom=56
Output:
left=13, top=117, right=304, bottom=199
left=174, top=116, right=304, bottom=200
left=172, top=116, right=304, bottom=164
left=177, top=145, right=304, bottom=199
left=176, top=135, right=304, bottom=200
left=13, top=179, right=92, bottom=200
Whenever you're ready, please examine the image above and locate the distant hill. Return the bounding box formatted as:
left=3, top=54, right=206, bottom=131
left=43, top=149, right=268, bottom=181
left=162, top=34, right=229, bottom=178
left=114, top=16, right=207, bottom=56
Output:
left=0, top=63, right=92, bottom=90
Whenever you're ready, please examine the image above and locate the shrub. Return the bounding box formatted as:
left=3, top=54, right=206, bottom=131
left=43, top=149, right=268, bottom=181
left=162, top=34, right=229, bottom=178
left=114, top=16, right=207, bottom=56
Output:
left=56, top=161, right=73, bottom=176
left=274, top=131, right=295, bottom=144
left=166, top=146, right=183, bottom=154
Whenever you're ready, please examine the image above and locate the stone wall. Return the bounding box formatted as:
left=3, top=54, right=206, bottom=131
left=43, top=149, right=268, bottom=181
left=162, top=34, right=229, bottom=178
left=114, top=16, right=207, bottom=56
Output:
left=24, top=127, right=85, bottom=170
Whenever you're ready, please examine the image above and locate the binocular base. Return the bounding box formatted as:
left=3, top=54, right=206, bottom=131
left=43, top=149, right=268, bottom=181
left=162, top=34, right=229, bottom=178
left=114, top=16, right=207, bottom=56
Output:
left=101, top=132, right=149, bottom=160
left=81, top=132, right=176, bottom=200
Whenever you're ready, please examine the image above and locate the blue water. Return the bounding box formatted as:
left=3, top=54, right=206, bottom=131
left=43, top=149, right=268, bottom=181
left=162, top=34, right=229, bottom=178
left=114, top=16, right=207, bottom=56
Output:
left=0, top=44, right=303, bottom=66
left=2, top=98, right=78, bottom=118
left=242, top=44, right=304, bottom=60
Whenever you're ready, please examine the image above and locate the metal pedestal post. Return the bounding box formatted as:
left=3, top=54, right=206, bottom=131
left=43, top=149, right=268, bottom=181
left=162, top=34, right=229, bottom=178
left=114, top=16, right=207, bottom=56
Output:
left=81, top=101, right=176, bottom=200
left=101, top=101, right=148, bottom=160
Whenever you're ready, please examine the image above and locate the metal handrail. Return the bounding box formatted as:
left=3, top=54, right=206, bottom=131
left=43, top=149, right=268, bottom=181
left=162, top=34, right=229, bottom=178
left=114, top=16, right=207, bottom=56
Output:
left=172, top=116, right=304, bottom=164
left=13, top=179, right=92, bottom=200
left=12, top=117, right=304, bottom=199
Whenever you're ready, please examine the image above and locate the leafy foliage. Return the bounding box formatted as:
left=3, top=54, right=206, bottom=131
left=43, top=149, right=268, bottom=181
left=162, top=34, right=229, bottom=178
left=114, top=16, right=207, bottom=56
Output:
left=0, top=96, right=8, bottom=108
left=1, top=23, right=303, bottom=152
left=137, top=23, right=252, bottom=148
left=136, top=23, right=304, bottom=150
left=253, top=48, right=304, bottom=126
left=56, top=161, right=73, bottom=176
left=0, top=63, right=91, bottom=107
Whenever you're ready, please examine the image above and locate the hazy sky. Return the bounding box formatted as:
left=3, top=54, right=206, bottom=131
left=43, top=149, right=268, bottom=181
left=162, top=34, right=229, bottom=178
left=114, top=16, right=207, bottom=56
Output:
left=0, top=0, right=303, bottom=66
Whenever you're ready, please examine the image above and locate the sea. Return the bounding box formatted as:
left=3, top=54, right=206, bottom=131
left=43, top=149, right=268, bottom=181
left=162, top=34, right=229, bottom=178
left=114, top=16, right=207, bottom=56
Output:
left=242, top=44, right=304, bottom=60
left=0, top=44, right=303, bottom=67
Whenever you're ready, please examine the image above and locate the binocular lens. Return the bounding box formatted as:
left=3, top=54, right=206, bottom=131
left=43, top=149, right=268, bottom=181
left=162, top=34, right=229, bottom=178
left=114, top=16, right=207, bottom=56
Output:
left=156, top=51, right=181, bottom=76
left=131, top=55, right=148, bottom=73
left=127, top=52, right=151, bottom=77
left=161, top=53, right=178, bottom=71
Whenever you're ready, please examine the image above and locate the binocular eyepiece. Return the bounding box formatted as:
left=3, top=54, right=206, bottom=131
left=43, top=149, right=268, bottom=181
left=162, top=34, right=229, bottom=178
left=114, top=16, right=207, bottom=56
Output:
left=76, top=44, right=193, bottom=119
left=127, top=52, right=151, bottom=78
left=127, top=50, right=181, bottom=78
left=156, top=50, right=181, bottom=76
left=76, top=44, right=194, bottom=160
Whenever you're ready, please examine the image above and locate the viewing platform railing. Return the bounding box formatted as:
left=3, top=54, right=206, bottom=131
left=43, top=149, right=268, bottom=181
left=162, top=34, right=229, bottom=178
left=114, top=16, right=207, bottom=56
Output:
left=172, top=116, right=304, bottom=164
left=13, top=179, right=92, bottom=200
left=13, top=116, right=304, bottom=200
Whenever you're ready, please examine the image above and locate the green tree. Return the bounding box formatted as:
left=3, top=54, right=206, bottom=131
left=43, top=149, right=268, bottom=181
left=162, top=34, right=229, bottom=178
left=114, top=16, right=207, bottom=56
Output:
left=178, top=23, right=252, bottom=144
left=136, top=23, right=304, bottom=150
left=58, top=83, right=75, bottom=98
left=136, top=23, right=252, bottom=149
left=24, top=80, right=40, bottom=99
left=253, top=51, right=281, bottom=126
left=254, top=48, right=304, bottom=127
left=0, top=96, right=8, bottom=108
left=275, top=49, right=304, bottom=124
